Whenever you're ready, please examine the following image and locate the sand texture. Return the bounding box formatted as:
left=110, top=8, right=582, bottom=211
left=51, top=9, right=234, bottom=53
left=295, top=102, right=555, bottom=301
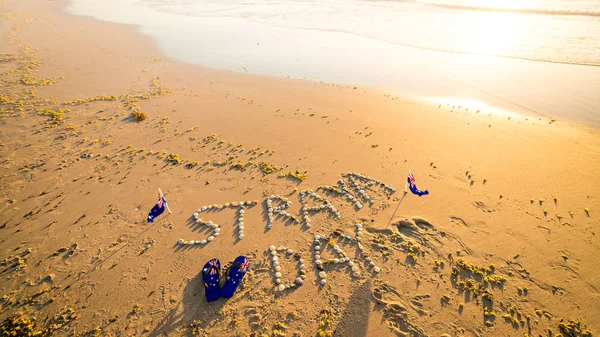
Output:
left=0, top=0, right=598, bottom=336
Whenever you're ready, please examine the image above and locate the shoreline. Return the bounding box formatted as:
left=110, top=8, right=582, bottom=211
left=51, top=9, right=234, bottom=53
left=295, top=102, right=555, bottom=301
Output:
left=1, top=0, right=599, bottom=336
left=64, top=0, right=600, bottom=129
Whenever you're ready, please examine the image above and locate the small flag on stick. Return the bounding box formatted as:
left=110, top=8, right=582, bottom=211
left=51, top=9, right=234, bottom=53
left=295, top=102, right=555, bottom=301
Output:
left=407, top=170, right=429, bottom=197
left=148, top=192, right=168, bottom=222
left=158, top=188, right=172, bottom=214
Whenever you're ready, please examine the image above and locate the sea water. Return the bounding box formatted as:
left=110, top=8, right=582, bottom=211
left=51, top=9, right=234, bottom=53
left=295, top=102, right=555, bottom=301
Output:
left=66, top=0, right=600, bottom=126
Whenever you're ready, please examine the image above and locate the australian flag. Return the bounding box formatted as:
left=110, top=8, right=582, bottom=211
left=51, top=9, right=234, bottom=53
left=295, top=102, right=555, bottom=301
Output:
left=408, top=171, right=429, bottom=197
left=147, top=195, right=167, bottom=222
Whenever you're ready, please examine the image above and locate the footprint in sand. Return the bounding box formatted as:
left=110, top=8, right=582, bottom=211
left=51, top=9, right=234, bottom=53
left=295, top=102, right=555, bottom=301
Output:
left=372, top=281, right=427, bottom=337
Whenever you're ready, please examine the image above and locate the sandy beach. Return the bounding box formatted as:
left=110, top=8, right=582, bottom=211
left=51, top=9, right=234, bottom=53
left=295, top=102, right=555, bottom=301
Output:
left=1, top=0, right=599, bottom=336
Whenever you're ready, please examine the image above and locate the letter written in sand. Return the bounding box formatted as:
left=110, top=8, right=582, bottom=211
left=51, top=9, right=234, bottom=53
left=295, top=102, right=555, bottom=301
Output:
left=268, top=245, right=304, bottom=292
left=313, top=224, right=382, bottom=283
left=299, top=189, right=341, bottom=229
left=265, top=195, right=300, bottom=230
left=318, top=172, right=396, bottom=209
left=182, top=201, right=258, bottom=246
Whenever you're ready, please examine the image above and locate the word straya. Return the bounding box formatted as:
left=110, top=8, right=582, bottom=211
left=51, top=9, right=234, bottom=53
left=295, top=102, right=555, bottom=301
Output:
left=179, top=172, right=396, bottom=246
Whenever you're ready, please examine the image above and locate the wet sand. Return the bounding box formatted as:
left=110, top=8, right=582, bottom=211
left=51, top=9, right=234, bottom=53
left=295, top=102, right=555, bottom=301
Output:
left=0, top=0, right=598, bottom=336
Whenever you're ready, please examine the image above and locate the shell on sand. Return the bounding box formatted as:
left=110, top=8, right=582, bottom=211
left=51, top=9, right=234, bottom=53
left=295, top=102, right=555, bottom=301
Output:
left=319, top=271, right=327, bottom=278
left=320, top=279, right=327, bottom=285
left=278, top=284, right=285, bottom=292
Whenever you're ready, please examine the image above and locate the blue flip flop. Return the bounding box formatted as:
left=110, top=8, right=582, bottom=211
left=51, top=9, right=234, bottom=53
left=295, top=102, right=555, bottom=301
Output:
left=202, top=258, right=221, bottom=302
left=221, top=256, right=250, bottom=298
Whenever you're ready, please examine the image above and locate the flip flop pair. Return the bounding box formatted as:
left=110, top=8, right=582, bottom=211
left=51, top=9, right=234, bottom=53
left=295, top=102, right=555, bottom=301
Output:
left=201, top=256, right=249, bottom=302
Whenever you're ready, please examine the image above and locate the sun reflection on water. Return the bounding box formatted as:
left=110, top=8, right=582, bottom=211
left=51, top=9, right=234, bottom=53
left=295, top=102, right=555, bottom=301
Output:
left=444, top=10, right=533, bottom=57
left=426, top=97, right=526, bottom=120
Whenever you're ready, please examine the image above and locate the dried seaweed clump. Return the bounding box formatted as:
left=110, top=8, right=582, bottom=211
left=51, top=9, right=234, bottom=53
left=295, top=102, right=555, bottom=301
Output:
left=203, top=134, right=218, bottom=143
left=37, top=108, right=69, bottom=124
left=558, top=319, right=592, bottom=337
left=0, top=308, right=78, bottom=336
left=20, top=75, right=57, bottom=86
left=167, top=153, right=182, bottom=165
left=230, top=162, right=246, bottom=171
left=1, top=313, right=39, bottom=336
left=132, top=112, right=148, bottom=122
left=185, top=161, right=200, bottom=169
left=279, top=171, right=307, bottom=182
left=259, top=162, right=281, bottom=175
left=453, top=258, right=506, bottom=285
left=316, top=309, right=334, bottom=337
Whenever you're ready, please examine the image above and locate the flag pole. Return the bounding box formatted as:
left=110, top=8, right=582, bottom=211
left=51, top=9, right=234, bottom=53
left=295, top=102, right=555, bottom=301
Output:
left=386, top=170, right=409, bottom=228
left=158, top=188, right=172, bottom=214
left=386, top=193, right=406, bottom=228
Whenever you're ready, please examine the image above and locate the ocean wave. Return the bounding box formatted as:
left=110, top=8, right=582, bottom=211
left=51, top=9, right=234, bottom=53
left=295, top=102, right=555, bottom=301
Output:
left=374, top=0, right=600, bottom=17
left=246, top=19, right=600, bottom=67
left=137, top=0, right=600, bottom=66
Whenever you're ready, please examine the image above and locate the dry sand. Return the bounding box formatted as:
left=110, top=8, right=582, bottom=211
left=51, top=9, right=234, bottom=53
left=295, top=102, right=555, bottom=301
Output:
left=0, top=0, right=599, bottom=336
